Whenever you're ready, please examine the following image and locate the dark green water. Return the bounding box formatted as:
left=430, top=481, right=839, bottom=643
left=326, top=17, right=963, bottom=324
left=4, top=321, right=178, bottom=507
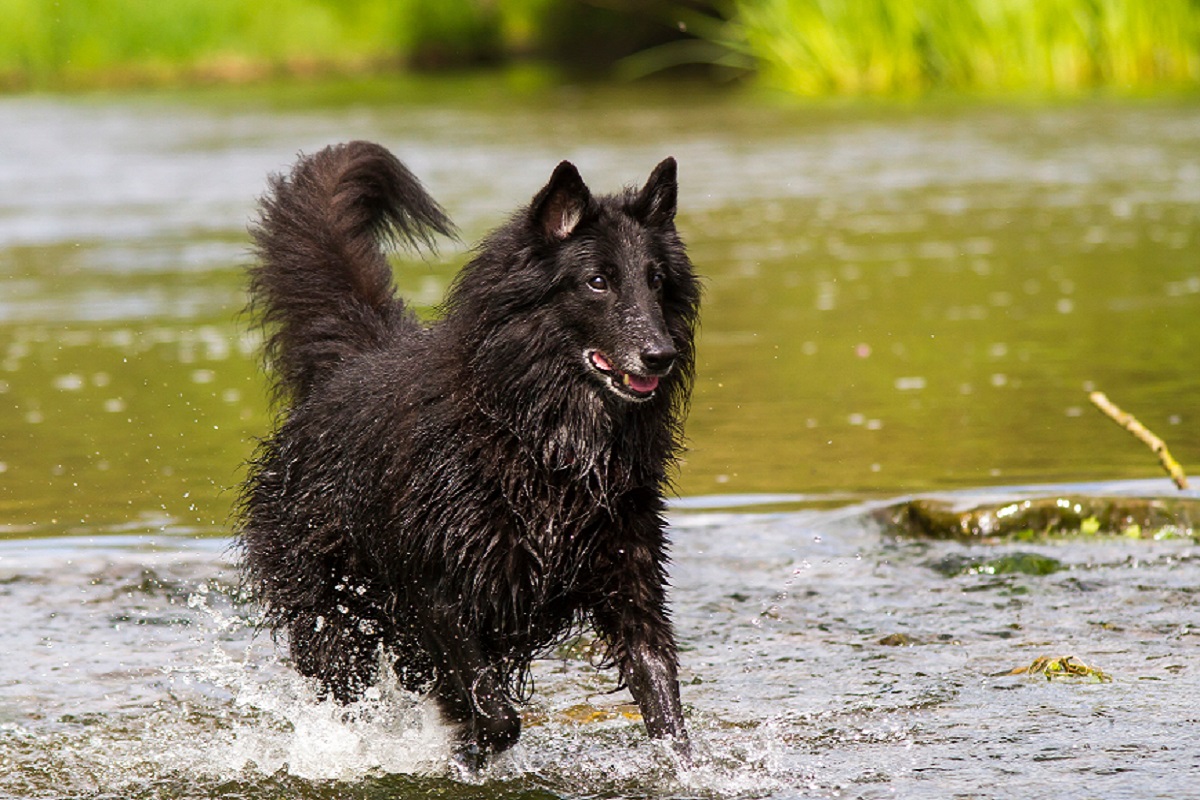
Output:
left=2, top=81, right=1198, bottom=534
left=1, top=78, right=1198, bottom=798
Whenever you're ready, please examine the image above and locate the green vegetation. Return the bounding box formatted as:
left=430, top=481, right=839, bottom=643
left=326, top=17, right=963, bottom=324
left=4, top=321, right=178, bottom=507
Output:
left=1, top=1, right=1198, bottom=94
left=0, top=0, right=554, bottom=88
left=720, top=0, right=1200, bottom=94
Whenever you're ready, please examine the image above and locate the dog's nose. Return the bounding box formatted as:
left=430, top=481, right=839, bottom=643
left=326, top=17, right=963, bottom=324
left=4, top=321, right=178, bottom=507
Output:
left=639, top=344, right=677, bottom=374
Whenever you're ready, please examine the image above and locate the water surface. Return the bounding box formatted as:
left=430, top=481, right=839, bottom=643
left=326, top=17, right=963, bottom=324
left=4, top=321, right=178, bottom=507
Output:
left=2, top=82, right=1198, bottom=532
left=3, top=484, right=1198, bottom=799
left=1, top=78, right=1198, bottom=797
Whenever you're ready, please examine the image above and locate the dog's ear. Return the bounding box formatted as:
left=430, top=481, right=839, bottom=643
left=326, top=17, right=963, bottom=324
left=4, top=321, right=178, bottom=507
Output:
left=532, top=161, right=592, bottom=240
left=633, top=157, right=677, bottom=228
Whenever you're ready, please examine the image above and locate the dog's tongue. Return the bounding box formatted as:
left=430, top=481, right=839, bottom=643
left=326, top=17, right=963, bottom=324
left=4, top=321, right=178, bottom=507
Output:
left=625, top=373, right=659, bottom=394
left=591, top=351, right=659, bottom=395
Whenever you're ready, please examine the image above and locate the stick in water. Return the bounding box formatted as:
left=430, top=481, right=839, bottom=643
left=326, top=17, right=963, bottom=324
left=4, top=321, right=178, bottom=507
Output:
left=1088, top=391, right=1189, bottom=490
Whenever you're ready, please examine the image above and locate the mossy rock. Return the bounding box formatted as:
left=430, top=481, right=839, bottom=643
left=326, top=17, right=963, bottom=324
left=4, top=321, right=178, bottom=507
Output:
left=877, top=495, right=1198, bottom=541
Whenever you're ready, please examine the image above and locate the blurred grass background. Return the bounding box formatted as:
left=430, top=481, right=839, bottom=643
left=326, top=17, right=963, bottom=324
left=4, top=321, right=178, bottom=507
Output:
left=722, top=0, right=1200, bottom=94
left=1, top=0, right=1197, bottom=94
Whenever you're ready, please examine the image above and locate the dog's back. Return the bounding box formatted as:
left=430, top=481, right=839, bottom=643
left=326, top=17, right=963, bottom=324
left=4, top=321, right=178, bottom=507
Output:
left=239, top=143, right=699, bottom=766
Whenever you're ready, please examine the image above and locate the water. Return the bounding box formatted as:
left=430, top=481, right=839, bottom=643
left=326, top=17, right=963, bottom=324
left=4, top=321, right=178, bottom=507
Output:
left=3, top=485, right=1199, bottom=798
left=1, top=77, right=1199, bottom=797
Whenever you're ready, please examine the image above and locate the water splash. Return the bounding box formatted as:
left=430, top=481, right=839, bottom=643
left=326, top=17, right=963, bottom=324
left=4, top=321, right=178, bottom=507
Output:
left=211, top=665, right=454, bottom=781
left=162, top=585, right=456, bottom=783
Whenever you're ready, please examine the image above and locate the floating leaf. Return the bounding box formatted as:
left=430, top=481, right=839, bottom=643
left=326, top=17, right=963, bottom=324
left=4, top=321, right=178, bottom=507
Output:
left=1007, top=655, right=1112, bottom=683
left=878, top=632, right=918, bottom=646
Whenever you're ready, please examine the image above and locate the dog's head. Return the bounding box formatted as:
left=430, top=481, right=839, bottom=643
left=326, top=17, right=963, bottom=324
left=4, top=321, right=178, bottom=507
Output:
left=526, top=158, right=699, bottom=405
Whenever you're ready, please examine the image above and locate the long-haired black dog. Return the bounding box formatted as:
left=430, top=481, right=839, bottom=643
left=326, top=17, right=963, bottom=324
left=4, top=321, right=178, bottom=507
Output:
left=238, top=141, right=700, bottom=766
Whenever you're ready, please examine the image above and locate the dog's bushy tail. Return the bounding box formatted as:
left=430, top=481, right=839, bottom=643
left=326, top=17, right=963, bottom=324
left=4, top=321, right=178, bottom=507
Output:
left=249, top=141, right=456, bottom=400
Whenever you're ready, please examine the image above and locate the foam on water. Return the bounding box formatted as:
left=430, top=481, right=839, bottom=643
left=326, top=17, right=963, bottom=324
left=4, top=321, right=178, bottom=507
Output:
left=196, top=656, right=456, bottom=781
left=100, top=582, right=460, bottom=785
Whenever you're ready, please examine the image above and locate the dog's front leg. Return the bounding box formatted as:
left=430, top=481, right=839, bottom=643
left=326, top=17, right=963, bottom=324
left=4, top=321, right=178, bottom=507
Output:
left=624, top=638, right=688, bottom=746
left=593, top=567, right=689, bottom=755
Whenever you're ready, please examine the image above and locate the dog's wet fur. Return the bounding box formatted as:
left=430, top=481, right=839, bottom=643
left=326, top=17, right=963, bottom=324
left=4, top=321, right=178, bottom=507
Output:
left=238, top=141, right=700, bottom=766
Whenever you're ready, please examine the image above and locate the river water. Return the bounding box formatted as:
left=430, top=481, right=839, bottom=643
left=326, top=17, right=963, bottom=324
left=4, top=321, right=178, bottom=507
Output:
left=1, top=77, right=1198, bottom=798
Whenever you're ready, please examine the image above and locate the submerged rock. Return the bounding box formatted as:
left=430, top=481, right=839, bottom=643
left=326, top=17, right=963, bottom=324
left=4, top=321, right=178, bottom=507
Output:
left=877, top=495, right=1198, bottom=541
left=926, top=551, right=1064, bottom=577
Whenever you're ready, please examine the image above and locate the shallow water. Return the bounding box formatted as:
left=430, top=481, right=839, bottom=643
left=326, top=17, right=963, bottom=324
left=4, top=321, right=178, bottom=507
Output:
left=2, top=482, right=1198, bottom=799
left=1, top=78, right=1199, bottom=797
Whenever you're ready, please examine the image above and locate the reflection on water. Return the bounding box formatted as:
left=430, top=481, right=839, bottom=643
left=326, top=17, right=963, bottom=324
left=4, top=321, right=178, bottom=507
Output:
left=2, top=83, right=1197, bottom=534
left=0, top=79, right=1198, bottom=798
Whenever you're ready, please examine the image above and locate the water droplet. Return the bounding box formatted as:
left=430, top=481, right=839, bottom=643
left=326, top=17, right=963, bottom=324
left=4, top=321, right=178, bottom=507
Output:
left=894, top=376, right=925, bottom=391
left=53, top=374, right=85, bottom=391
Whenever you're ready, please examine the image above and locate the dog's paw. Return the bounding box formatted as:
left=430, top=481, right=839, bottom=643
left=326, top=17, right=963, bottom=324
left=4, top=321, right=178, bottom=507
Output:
left=450, top=741, right=486, bottom=775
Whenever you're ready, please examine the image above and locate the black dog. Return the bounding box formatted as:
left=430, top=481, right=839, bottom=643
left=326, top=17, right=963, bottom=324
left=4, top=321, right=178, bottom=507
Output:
left=238, top=141, right=700, bottom=766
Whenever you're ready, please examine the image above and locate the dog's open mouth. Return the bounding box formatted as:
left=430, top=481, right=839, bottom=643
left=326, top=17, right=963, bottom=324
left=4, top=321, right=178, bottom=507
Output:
left=586, top=350, right=660, bottom=400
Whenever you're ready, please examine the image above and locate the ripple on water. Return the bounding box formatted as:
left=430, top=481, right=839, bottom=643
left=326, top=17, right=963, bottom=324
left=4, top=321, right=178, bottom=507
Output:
left=2, top=484, right=1198, bottom=798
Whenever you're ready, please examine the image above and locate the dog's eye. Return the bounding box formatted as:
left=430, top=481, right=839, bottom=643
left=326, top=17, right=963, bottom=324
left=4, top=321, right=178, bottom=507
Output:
left=648, top=270, right=666, bottom=290
left=587, top=275, right=609, bottom=292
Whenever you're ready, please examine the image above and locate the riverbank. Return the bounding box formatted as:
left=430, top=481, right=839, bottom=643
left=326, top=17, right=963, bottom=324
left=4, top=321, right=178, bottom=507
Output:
left=3, top=0, right=1197, bottom=95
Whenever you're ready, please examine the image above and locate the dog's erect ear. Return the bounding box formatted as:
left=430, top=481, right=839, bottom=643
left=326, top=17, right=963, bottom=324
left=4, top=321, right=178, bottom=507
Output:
left=532, top=161, right=592, bottom=240
left=633, top=157, right=677, bottom=228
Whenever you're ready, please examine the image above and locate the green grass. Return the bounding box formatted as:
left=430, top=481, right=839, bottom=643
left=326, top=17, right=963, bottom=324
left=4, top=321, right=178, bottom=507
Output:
left=720, top=0, right=1200, bottom=94
left=0, top=0, right=552, bottom=88
left=2, top=0, right=1197, bottom=94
